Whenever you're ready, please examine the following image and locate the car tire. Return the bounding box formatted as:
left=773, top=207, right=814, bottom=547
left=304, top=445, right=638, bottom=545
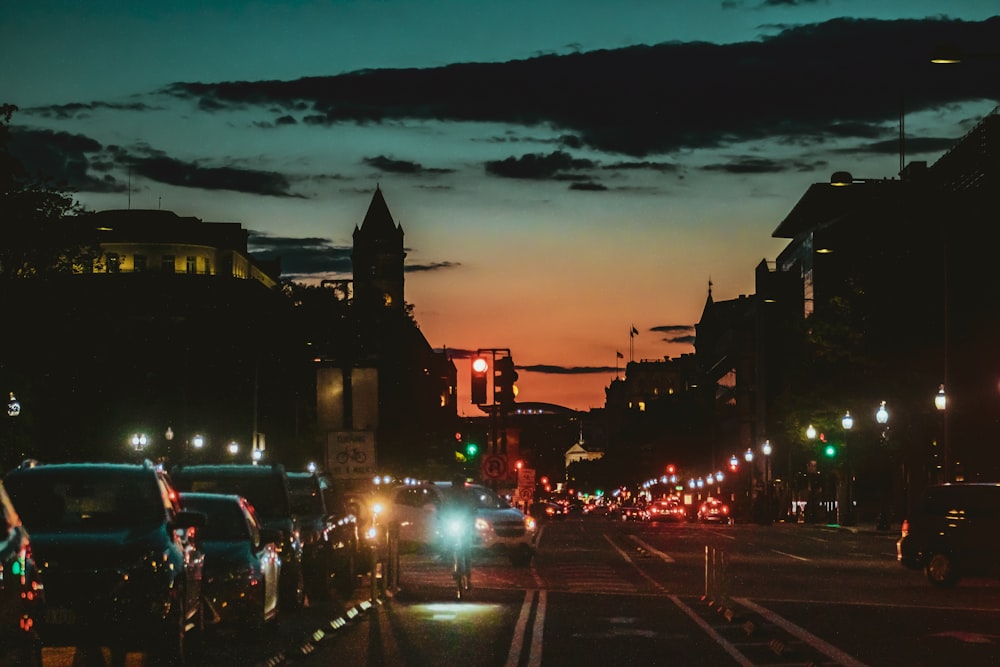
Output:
left=925, top=552, right=959, bottom=587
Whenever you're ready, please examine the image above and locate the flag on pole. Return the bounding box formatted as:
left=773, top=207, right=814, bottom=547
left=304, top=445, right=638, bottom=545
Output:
left=631, top=325, right=639, bottom=336
left=616, top=351, right=624, bottom=359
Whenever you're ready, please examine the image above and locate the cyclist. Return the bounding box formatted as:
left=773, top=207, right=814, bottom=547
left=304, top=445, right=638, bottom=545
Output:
left=439, top=475, right=477, bottom=597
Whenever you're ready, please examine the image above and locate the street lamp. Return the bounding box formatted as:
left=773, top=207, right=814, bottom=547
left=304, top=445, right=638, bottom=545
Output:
left=228, top=441, right=239, bottom=456
left=7, top=392, right=20, bottom=418
left=875, top=400, right=891, bottom=530
left=935, top=384, right=949, bottom=481
left=191, top=434, right=205, bottom=450
left=841, top=411, right=854, bottom=525
left=806, top=424, right=817, bottom=440
left=130, top=433, right=148, bottom=452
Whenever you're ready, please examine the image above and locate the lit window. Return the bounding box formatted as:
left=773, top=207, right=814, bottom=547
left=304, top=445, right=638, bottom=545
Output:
left=107, top=253, right=120, bottom=273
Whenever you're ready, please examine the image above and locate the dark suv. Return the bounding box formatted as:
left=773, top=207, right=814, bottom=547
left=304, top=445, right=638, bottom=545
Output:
left=169, top=464, right=305, bottom=610
left=4, top=460, right=205, bottom=665
left=286, top=471, right=360, bottom=599
left=897, top=482, right=1000, bottom=586
left=0, top=478, right=43, bottom=667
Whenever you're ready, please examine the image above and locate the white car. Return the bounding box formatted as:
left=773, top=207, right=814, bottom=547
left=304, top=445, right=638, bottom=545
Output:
left=384, top=481, right=537, bottom=566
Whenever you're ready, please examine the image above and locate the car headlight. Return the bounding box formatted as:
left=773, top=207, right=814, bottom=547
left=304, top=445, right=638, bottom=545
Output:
left=474, top=517, right=490, bottom=533
left=524, top=516, right=537, bottom=532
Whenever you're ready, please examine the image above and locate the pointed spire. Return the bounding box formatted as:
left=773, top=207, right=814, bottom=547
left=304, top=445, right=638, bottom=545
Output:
left=358, top=184, right=399, bottom=236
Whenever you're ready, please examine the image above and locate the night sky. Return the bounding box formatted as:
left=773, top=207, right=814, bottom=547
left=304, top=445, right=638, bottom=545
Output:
left=3, top=1, right=999, bottom=413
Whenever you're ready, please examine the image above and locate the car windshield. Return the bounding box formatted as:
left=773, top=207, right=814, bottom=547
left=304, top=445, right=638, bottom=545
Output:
left=175, top=474, right=289, bottom=519
left=181, top=497, right=249, bottom=541
left=5, top=470, right=163, bottom=533
left=464, top=486, right=510, bottom=510
left=287, top=476, right=324, bottom=516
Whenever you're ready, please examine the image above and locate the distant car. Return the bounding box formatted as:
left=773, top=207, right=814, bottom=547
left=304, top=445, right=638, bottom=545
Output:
left=383, top=481, right=538, bottom=566
left=178, top=492, right=281, bottom=633
left=0, top=478, right=43, bottom=667
left=4, top=460, right=205, bottom=665
left=286, top=471, right=360, bottom=599
left=697, top=498, right=732, bottom=524
left=170, top=464, right=305, bottom=611
left=620, top=502, right=649, bottom=522
left=648, top=497, right=687, bottom=523
left=897, top=482, right=1000, bottom=586
left=530, top=501, right=566, bottom=521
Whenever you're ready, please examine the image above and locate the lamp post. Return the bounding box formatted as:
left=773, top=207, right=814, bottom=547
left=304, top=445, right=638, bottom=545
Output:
left=841, top=411, right=854, bottom=525
left=875, top=401, right=891, bottom=530
left=744, top=447, right=755, bottom=521
left=762, top=439, right=773, bottom=524
left=935, top=384, right=949, bottom=482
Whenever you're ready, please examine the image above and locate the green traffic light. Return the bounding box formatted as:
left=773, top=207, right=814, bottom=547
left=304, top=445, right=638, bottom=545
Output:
left=466, top=443, right=478, bottom=457
left=824, top=444, right=837, bottom=458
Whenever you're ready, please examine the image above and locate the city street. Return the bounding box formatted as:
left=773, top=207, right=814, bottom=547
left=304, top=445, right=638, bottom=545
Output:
left=215, top=513, right=1000, bottom=666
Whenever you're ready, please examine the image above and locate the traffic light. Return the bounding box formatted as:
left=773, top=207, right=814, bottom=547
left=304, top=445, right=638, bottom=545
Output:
left=494, top=356, right=518, bottom=406
left=471, top=356, right=489, bottom=404
left=824, top=444, right=838, bottom=458
left=465, top=442, right=479, bottom=458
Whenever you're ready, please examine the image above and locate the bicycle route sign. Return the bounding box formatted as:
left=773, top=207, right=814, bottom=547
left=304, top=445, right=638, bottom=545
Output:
left=326, top=430, right=377, bottom=479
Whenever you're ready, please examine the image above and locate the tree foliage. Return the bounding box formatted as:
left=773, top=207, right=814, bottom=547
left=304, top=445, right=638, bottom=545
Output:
left=0, top=104, right=100, bottom=279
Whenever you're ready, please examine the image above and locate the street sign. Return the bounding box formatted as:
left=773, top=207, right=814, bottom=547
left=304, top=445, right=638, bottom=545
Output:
left=482, top=454, right=507, bottom=480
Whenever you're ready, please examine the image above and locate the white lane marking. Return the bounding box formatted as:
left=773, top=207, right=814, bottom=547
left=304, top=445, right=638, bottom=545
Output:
left=604, top=534, right=668, bottom=593
left=505, top=589, right=535, bottom=667
left=627, top=534, right=676, bottom=562
left=669, top=594, right=756, bottom=667
left=771, top=549, right=810, bottom=561
left=527, top=590, right=546, bottom=667
left=735, top=597, right=870, bottom=667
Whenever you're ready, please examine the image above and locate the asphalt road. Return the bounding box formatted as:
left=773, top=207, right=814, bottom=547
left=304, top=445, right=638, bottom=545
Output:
left=75, top=514, right=999, bottom=666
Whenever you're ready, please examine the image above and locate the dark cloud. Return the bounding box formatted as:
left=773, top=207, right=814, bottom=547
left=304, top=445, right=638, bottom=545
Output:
left=519, top=364, right=618, bottom=375
left=485, top=150, right=596, bottom=179
left=405, top=261, right=460, bottom=273
left=9, top=125, right=304, bottom=197
left=130, top=156, right=300, bottom=197
left=845, top=136, right=960, bottom=156
left=8, top=126, right=124, bottom=193
left=163, top=17, right=1000, bottom=158
left=364, top=155, right=455, bottom=175
left=651, top=325, right=697, bottom=345
left=569, top=181, right=607, bottom=191
left=25, top=101, right=161, bottom=120
left=700, top=156, right=822, bottom=174
left=248, top=232, right=352, bottom=275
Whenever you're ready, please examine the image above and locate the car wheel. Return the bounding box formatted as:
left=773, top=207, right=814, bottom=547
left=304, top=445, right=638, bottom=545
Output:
left=925, top=552, right=959, bottom=587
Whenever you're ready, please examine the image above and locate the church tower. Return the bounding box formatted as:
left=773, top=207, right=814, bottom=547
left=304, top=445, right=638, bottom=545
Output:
left=352, top=185, right=406, bottom=311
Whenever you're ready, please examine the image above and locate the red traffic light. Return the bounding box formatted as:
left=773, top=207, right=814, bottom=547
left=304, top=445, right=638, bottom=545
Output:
left=471, top=356, right=489, bottom=404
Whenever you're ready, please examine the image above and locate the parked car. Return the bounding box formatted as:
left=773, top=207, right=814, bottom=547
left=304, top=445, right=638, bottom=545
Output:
left=897, top=482, right=1000, bottom=586
left=697, top=498, right=732, bottom=524
left=0, top=478, right=43, bottom=667
left=169, top=464, right=305, bottom=611
left=382, top=481, right=537, bottom=566
left=286, top=471, right=360, bottom=599
left=4, top=460, right=205, bottom=665
left=178, top=492, right=280, bottom=633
